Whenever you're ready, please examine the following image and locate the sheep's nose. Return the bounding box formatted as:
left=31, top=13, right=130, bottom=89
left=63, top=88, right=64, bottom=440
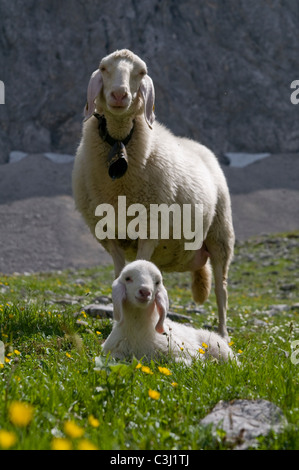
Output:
left=111, top=89, right=128, bottom=102
left=138, top=287, right=151, bottom=299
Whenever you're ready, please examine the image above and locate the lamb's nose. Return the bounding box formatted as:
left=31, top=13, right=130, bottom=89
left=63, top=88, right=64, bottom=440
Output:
left=138, top=287, right=151, bottom=299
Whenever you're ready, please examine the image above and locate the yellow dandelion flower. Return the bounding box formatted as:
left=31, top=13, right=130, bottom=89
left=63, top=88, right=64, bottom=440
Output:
left=141, top=366, right=153, bottom=375
left=158, top=366, right=172, bottom=376
left=65, top=352, right=72, bottom=358
left=228, top=341, right=234, bottom=347
left=148, top=389, right=160, bottom=400
left=0, top=364, right=4, bottom=369
left=0, top=430, right=17, bottom=449
left=202, top=342, right=208, bottom=349
left=171, top=382, right=178, bottom=387
left=238, top=349, right=243, bottom=354
left=64, top=420, right=84, bottom=439
left=199, top=348, right=205, bottom=354
left=180, top=347, right=184, bottom=351
left=88, top=415, right=100, bottom=428
left=5, top=357, right=10, bottom=364
left=14, top=350, right=21, bottom=355
left=135, top=363, right=142, bottom=369
left=9, top=401, right=34, bottom=427
left=51, top=437, right=72, bottom=450
left=77, top=439, right=98, bottom=450
left=96, top=331, right=101, bottom=335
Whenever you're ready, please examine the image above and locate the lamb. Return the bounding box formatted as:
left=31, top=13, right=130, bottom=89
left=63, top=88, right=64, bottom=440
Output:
left=102, top=260, right=236, bottom=364
left=72, top=49, right=235, bottom=341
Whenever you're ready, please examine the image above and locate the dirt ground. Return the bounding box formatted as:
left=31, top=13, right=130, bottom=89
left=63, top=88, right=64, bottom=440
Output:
left=0, top=153, right=298, bottom=274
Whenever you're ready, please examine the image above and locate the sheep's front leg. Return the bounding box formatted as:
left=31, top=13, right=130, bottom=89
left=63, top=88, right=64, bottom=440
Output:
left=107, top=240, right=126, bottom=277
left=136, top=239, right=159, bottom=261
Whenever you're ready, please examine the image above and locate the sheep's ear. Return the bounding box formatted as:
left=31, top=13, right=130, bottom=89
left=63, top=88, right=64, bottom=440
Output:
left=84, top=69, right=103, bottom=121
left=155, top=284, right=169, bottom=334
left=139, top=75, right=155, bottom=129
left=112, top=278, right=126, bottom=323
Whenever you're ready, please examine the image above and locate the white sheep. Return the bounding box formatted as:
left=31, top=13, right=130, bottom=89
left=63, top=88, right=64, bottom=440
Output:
left=72, top=49, right=235, bottom=341
left=102, top=260, right=236, bottom=364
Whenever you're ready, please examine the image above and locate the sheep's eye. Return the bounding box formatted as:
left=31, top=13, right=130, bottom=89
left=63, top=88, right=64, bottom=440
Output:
left=125, top=276, right=133, bottom=282
left=139, top=69, right=147, bottom=77
left=100, top=66, right=106, bottom=73
left=155, top=280, right=161, bottom=286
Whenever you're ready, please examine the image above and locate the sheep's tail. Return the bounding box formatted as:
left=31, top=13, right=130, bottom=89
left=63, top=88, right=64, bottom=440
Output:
left=191, top=263, right=212, bottom=304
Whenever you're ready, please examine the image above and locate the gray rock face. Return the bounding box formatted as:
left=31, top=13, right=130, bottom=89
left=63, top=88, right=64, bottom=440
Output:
left=0, top=0, right=298, bottom=163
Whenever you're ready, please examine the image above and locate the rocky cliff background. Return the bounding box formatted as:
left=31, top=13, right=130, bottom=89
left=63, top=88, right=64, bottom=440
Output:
left=0, top=0, right=298, bottom=163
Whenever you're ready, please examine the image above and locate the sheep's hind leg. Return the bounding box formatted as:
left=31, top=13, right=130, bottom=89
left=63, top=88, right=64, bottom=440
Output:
left=212, top=262, right=230, bottom=341
left=206, top=238, right=234, bottom=342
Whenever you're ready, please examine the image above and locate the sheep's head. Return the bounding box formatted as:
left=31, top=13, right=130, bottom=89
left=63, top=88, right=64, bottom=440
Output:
left=112, top=260, right=168, bottom=333
left=84, top=49, right=155, bottom=128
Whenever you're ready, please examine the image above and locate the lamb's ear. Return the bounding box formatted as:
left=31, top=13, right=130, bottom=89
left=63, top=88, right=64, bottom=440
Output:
left=84, top=69, right=103, bottom=121
left=155, top=284, right=169, bottom=334
left=139, top=75, right=155, bottom=129
left=112, top=278, right=126, bottom=323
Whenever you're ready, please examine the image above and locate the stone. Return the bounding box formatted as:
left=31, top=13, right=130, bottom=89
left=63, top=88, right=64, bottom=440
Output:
left=75, top=319, right=89, bottom=327
left=90, top=295, right=112, bottom=305
left=279, top=283, right=296, bottom=292
left=167, top=311, right=193, bottom=322
left=52, top=297, right=80, bottom=306
left=200, top=399, right=287, bottom=449
left=83, top=303, right=114, bottom=318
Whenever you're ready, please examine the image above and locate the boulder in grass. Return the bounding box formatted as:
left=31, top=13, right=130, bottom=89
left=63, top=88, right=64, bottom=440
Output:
left=200, top=399, right=287, bottom=449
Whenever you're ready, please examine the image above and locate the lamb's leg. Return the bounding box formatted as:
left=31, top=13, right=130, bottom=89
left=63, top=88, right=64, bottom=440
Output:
left=107, top=240, right=126, bottom=277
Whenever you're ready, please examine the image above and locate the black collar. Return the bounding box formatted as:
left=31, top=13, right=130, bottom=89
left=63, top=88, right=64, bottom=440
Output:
left=93, top=112, right=134, bottom=146
left=93, top=112, right=134, bottom=180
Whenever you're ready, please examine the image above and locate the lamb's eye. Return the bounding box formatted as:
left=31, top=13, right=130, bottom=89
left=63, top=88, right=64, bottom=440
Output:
left=100, top=66, right=106, bottom=73
left=155, top=280, right=161, bottom=286
left=139, top=69, right=147, bottom=77
left=125, top=276, right=132, bottom=282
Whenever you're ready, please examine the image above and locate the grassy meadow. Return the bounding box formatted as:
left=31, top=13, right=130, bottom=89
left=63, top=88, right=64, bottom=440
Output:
left=0, top=232, right=298, bottom=450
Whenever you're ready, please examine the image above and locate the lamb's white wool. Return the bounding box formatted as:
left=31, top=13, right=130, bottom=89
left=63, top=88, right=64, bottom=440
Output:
left=102, top=261, right=235, bottom=364
left=72, top=49, right=235, bottom=341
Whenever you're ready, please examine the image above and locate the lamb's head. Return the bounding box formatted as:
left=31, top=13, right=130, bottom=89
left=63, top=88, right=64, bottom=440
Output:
left=112, top=260, right=169, bottom=333
left=84, top=49, right=155, bottom=128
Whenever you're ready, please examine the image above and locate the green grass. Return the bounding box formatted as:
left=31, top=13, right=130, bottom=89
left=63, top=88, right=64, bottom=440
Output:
left=0, top=232, right=298, bottom=450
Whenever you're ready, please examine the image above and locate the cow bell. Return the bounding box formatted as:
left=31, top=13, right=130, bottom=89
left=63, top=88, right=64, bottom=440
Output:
left=107, top=141, right=128, bottom=180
